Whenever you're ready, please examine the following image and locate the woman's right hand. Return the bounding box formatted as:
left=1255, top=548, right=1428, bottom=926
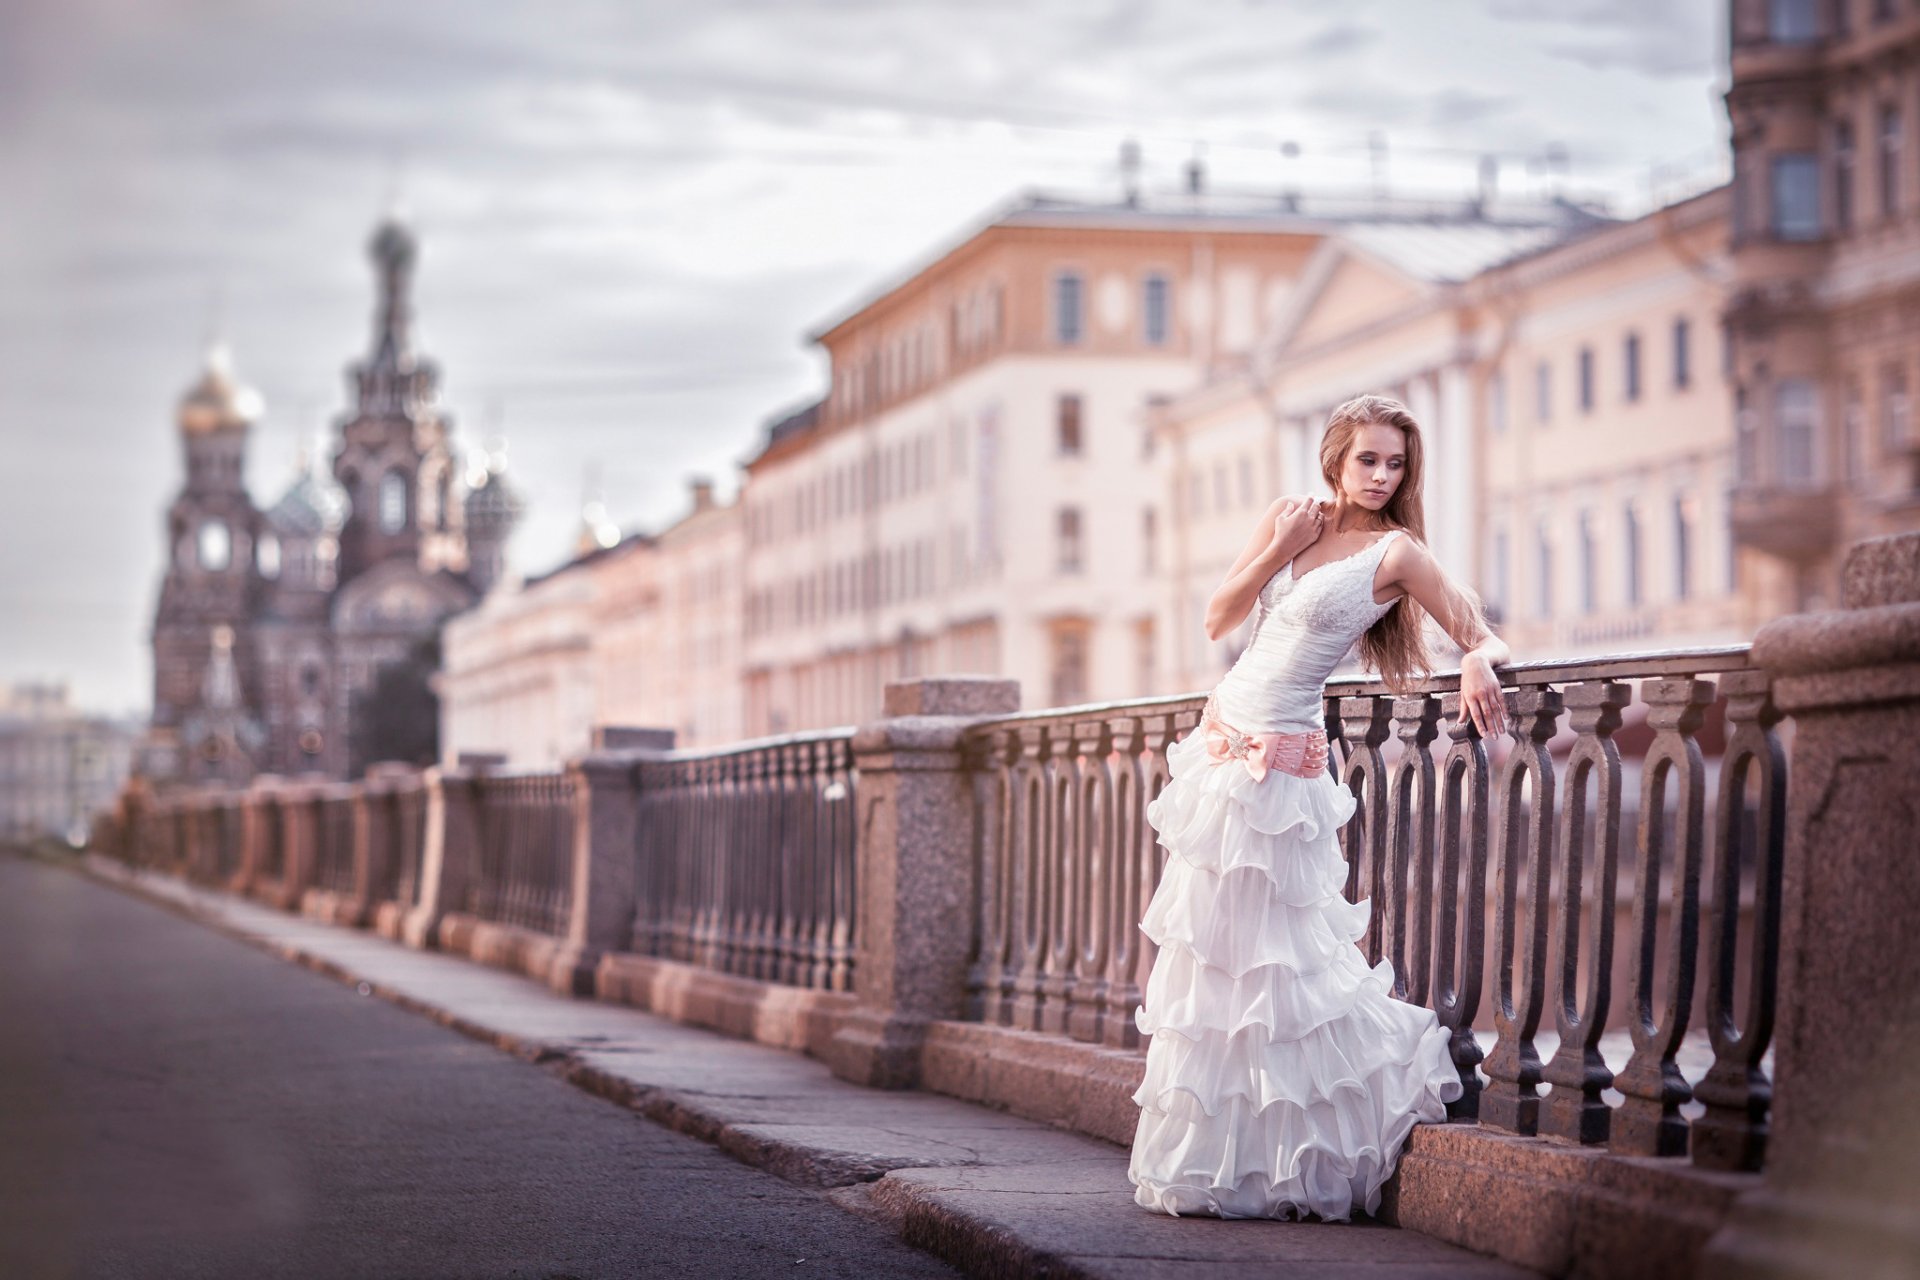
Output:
left=1268, top=497, right=1323, bottom=558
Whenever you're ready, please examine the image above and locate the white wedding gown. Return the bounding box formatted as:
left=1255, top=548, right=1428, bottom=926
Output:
left=1129, top=528, right=1463, bottom=1221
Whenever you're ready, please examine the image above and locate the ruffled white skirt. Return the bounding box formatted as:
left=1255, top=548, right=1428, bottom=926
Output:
left=1128, top=723, right=1462, bottom=1222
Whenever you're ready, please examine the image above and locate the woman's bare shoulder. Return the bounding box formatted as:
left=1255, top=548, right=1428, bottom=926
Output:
left=1379, top=528, right=1437, bottom=575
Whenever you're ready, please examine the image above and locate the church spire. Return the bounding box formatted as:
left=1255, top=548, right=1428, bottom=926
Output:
left=349, top=210, right=435, bottom=420
left=367, top=214, right=417, bottom=371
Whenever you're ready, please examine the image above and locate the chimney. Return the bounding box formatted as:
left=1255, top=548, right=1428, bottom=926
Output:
left=1185, top=156, right=1205, bottom=196
left=689, top=476, right=715, bottom=513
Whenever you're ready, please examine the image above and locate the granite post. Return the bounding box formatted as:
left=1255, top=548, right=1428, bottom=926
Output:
left=1702, top=531, right=1920, bottom=1278
left=402, top=766, right=481, bottom=951
left=824, top=676, right=1020, bottom=1089
left=547, top=730, right=674, bottom=996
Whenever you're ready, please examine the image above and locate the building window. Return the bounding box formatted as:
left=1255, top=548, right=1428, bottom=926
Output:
left=1056, top=507, right=1084, bottom=574
left=1143, top=274, right=1170, bottom=345
left=1054, top=271, right=1084, bottom=345
left=1578, top=347, right=1595, bottom=413
left=1534, top=522, right=1554, bottom=620
left=1835, top=118, right=1856, bottom=232
left=1488, top=368, right=1508, bottom=435
left=1883, top=363, right=1911, bottom=448
left=197, top=519, right=231, bottom=572
left=1188, top=470, right=1205, bottom=519
left=1673, top=317, right=1692, bottom=390
left=1624, top=503, right=1643, bottom=607
left=1577, top=510, right=1597, bottom=615
left=1143, top=507, right=1157, bottom=574
left=1213, top=462, right=1228, bottom=512
left=1845, top=379, right=1866, bottom=480
left=1624, top=332, right=1642, bottom=402
left=1056, top=393, right=1083, bottom=455
left=1673, top=496, right=1694, bottom=601
left=1535, top=360, right=1552, bottom=424
left=1881, top=105, right=1902, bottom=219
left=1135, top=619, right=1156, bottom=697
left=1771, top=153, right=1823, bottom=240
left=1237, top=456, right=1255, bottom=507
left=257, top=532, right=280, bottom=579
left=1769, top=0, right=1822, bottom=41
left=378, top=470, right=408, bottom=534
left=1775, top=378, right=1821, bottom=486
left=1735, top=386, right=1759, bottom=483
left=1049, top=623, right=1089, bottom=707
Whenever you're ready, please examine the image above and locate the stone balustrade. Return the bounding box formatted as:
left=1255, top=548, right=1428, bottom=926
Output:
left=90, top=530, right=1920, bottom=1280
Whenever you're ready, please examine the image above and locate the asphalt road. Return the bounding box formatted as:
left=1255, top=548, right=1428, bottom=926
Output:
left=0, top=854, right=960, bottom=1279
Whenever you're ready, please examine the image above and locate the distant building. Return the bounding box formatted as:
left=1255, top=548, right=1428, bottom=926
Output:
left=1724, top=0, right=1920, bottom=606
left=0, top=682, right=138, bottom=843
left=438, top=477, right=744, bottom=763
left=1155, top=185, right=1769, bottom=687
left=739, top=189, right=1604, bottom=732
left=143, top=216, right=522, bottom=786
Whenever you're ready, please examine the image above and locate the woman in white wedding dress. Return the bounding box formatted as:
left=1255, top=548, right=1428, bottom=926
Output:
left=1129, top=394, right=1512, bottom=1223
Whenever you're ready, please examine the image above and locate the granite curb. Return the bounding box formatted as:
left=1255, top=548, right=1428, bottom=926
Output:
left=65, top=853, right=1535, bottom=1280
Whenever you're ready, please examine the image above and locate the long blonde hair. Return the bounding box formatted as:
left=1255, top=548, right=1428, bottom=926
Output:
left=1319, top=394, right=1490, bottom=694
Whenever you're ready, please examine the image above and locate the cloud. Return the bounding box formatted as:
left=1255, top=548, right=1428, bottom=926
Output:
left=0, top=0, right=1726, bottom=710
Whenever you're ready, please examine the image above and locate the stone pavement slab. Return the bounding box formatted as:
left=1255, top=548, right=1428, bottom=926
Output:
left=78, top=855, right=1538, bottom=1280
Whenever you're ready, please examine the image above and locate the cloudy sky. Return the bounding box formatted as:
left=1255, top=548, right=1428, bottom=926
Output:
left=0, top=0, right=1728, bottom=714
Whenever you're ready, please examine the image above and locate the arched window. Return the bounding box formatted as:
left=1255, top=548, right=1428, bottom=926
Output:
left=256, top=532, right=281, bottom=579
left=197, top=519, right=231, bottom=571
left=378, top=470, right=408, bottom=534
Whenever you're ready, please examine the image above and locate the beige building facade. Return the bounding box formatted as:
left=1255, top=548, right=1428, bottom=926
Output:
left=438, top=479, right=745, bottom=764
left=1473, top=187, right=1782, bottom=658
left=1154, top=186, right=1779, bottom=687
left=736, top=194, right=1449, bottom=736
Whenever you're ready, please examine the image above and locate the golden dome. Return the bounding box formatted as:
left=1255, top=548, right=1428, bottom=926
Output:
left=178, top=343, right=263, bottom=434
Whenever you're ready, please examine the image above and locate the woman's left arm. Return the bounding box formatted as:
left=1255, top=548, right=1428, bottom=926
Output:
left=1383, top=538, right=1510, bottom=739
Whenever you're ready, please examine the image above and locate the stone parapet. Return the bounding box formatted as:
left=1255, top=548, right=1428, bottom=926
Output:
left=822, top=677, right=1020, bottom=1089
left=1702, top=531, right=1920, bottom=1278
left=402, top=766, right=479, bottom=950
left=546, top=736, right=670, bottom=996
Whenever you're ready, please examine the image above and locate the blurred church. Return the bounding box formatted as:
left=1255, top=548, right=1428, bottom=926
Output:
left=142, top=214, right=521, bottom=787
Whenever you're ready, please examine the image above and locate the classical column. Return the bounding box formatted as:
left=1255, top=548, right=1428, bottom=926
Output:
left=1702, top=531, right=1920, bottom=1277
left=547, top=731, right=674, bottom=996
left=824, top=676, right=1020, bottom=1089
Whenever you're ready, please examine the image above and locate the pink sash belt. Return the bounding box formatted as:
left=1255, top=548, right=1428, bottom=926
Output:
left=1198, top=695, right=1329, bottom=783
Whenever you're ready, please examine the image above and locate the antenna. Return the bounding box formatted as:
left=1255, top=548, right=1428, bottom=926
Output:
left=1119, top=137, right=1142, bottom=206
left=1185, top=140, right=1206, bottom=197
left=1279, top=139, right=1302, bottom=212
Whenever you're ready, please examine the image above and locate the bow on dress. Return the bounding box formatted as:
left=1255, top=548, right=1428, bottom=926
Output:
left=1200, top=709, right=1328, bottom=782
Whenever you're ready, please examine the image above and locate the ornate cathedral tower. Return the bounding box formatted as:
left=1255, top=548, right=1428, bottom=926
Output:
left=332, top=215, right=463, bottom=583
left=145, top=345, right=267, bottom=786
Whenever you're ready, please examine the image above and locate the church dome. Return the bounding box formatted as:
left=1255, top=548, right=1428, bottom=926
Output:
left=464, top=466, right=523, bottom=535
left=267, top=464, right=349, bottom=537
left=178, top=343, right=263, bottom=434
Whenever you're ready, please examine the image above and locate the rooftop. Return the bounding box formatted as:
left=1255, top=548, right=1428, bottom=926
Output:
left=808, top=182, right=1613, bottom=342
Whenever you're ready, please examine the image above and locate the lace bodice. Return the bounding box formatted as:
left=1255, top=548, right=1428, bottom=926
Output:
left=1209, top=529, right=1405, bottom=734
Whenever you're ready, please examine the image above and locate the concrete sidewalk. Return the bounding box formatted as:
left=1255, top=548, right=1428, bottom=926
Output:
left=76, top=854, right=1535, bottom=1280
